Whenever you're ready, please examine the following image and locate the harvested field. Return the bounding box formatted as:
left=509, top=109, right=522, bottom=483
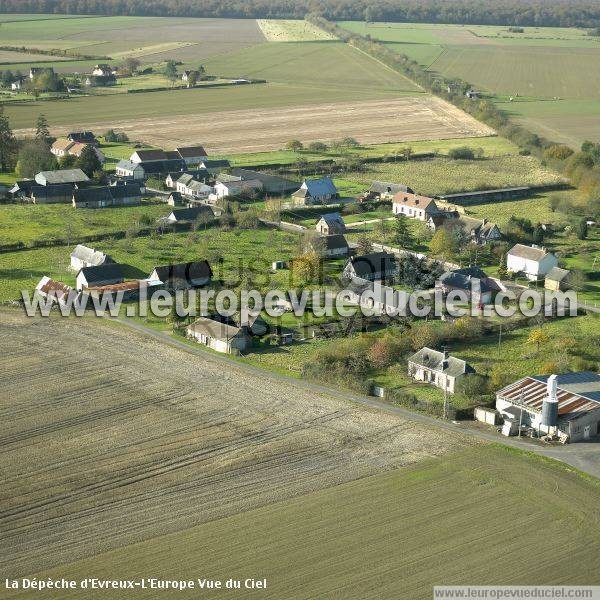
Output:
left=19, top=96, right=495, bottom=154
left=0, top=312, right=465, bottom=578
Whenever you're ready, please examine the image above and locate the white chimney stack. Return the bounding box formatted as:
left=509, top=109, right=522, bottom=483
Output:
left=546, top=374, right=558, bottom=403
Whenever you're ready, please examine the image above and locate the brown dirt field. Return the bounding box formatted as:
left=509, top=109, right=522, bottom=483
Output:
left=30, top=96, right=495, bottom=154
left=0, top=312, right=468, bottom=578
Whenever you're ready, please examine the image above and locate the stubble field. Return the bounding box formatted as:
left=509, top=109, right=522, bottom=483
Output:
left=15, top=96, right=494, bottom=153
left=0, top=311, right=464, bottom=579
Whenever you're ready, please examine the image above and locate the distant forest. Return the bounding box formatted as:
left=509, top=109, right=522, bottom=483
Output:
left=0, top=0, right=599, bottom=28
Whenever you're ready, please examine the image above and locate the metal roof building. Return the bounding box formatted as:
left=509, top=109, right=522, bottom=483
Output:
left=496, top=372, right=600, bottom=442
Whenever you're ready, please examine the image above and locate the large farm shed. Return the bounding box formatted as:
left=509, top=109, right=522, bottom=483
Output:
left=496, top=372, right=600, bottom=442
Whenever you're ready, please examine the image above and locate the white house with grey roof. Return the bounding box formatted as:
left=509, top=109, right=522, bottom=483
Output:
left=507, top=244, right=558, bottom=281
left=186, top=317, right=251, bottom=354
left=408, top=347, right=475, bottom=394
left=115, top=160, right=145, bottom=180
left=70, top=245, right=114, bottom=271
left=292, top=177, right=338, bottom=206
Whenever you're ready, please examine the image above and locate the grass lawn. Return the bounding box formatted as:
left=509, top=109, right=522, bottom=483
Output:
left=0, top=201, right=168, bottom=247
left=339, top=155, right=563, bottom=197
left=14, top=444, right=600, bottom=600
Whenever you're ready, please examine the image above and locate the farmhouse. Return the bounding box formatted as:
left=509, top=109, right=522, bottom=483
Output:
left=35, top=276, right=78, bottom=306
left=149, top=261, right=213, bottom=289
left=166, top=169, right=210, bottom=189
left=70, top=245, right=113, bottom=271
left=308, top=234, right=349, bottom=258
left=176, top=146, right=208, bottom=165
left=343, top=252, right=396, bottom=282
left=72, top=182, right=142, bottom=208
left=316, top=212, right=346, bottom=235
left=436, top=266, right=501, bottom=305
left=29, top=184, right=74, bottom=204
left=50, top=138, right=75, bottom=158
left=115, top=160, right=145, bottom=179
left=392, top=192, right=440, bottom=221
left=545, top=267, right=572, bottom=291
left=175, top=174, right=213, bottom=198
left=165, top=206, right=214, bottom=224
left=507, top=244, right=558, bottom=281
left=91, top=64, right=115, bottom=76
left=428, top=214, right=501, bottom=245
left=213, top=312, right=269, bottom=337
left=76, top=263, right=124, bottom=291
left=10, top=76, right=26, bottom=90
left=85, top=74, right=116, bottom=87
left=35, top=169, right=90, bottom=186
left=186, top=317, right=251, bottom=354
left=456, top=216, right=501, bottom=245
left=363, top=181, right=414, bottom=201
left=496, top=372, right=600, bottom=442
left=199, top=159, right=231, bottom=173
left=211, top=178, right=263, bottom=200
left=67, top=131, right=97, bottom=145
left=292, top=177, right=339, bottom=206
left=408, top=348, right=475, bottom=394
left=229, top=168, right=298, bottom=195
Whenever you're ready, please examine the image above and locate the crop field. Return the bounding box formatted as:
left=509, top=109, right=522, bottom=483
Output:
left=0, top=311, right=467, bottom=580
left=257, top=19, right=335, bottom=41
left=339, top=155, right=563, bottom=197
left=338, top=21, right=600, bottom=146
left=0, top=15, right=266, bottom=66
left=13, top=96, right=493, bottom=154
left=5, top=425, right=600, bottom=599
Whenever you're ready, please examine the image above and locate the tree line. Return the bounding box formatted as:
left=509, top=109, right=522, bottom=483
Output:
left=0, top=0, right=599, bottom=28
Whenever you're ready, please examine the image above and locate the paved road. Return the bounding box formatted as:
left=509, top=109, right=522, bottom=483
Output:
left=115, top=317, right=600, bottom=479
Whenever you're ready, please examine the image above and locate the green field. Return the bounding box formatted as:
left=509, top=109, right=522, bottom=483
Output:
left=0, top=15, right=266, bottom=66
left=339, top=155, right=563, bottom=197
left=10, top=444, right=600, bottom=600
left=338, top=21, right=600, bottom=146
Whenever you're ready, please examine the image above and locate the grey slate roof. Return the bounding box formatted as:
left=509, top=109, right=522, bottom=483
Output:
left=229, top=168, right=298, bottom=194
left=73, top=186, right=112, bottom=204
left=200, top=159, right=231, bottom=171
left=294, top=177, right=338, bottom=198
left=545, top=267, right=570, bottom=282
left=409, top=347, right=475, bottom=378
left=116, top=159, right=142, bottom=172
left=319, top=212, right=345, bottom=225
left=438, top=266, right=500, bottom=294
left=29, top=184, right=74, bottom=199
left=347, top=252, right=396, bottom=279
left=169, top=206, right=214, bottom=221
left=78, top=263, right=124, bottom=285
left=35, top=169, right=90, bottom=185
left=151, top=261, right=212, bottom=285
left=310, top=234, right=349, bottom=252
left=369, top=181, right=414, bottom=195
left=508, top=244, right=552, bottom=262
left=187, top=317, right=246, bottom=342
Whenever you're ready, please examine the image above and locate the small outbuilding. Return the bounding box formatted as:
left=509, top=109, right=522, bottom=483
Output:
left=76, top=263, right=124, bottom=291
left=148, top=261, right=212, bottom=289
left=343, top=252, right=396, bottom=282
left=316, top=212, right=346, bottom=235
left=70, top=245, right=114, bottom=271
left=545, top=267, right=572, bottom=291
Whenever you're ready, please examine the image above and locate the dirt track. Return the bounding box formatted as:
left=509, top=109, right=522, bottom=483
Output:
left=0, top=313, right=465, bottom=577
left=22, top=96, right=494, bottom=153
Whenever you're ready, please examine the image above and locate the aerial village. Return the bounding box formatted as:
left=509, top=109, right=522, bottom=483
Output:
left=4, top=117, right=598, bottom=447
